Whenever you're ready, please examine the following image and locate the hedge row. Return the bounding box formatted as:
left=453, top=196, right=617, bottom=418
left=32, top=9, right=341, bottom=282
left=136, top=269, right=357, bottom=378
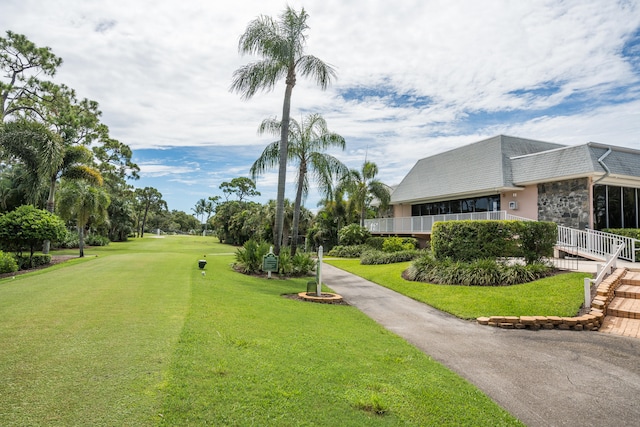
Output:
left=431, top=220, right=557, bottom=264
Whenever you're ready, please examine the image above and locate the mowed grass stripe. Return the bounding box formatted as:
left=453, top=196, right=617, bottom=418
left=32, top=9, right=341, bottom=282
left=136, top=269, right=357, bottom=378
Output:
left=160, top=253, right=522, bottom=426
left=0, top=243, right=193, bottom=426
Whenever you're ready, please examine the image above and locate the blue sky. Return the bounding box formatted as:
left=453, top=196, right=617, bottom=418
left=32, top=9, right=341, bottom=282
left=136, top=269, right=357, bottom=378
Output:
left=2, top=0, right=640, bottom=215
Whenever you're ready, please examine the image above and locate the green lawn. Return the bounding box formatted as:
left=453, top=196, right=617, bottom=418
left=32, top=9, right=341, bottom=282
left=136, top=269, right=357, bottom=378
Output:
left=325, top=259, right=587, bottom=319
left=0, top=236, right=523, bottom=426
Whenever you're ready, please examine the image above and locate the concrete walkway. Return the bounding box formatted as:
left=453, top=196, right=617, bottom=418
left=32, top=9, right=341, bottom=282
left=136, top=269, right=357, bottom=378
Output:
left=322, top=263, right=640, bottom=427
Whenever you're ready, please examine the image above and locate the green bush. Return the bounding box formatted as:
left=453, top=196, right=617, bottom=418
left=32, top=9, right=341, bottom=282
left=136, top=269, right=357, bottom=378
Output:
left=603, top=228, right=640, bottom=240
left=431, top=220, right=518, bottom=261
left=13, top=254, right=52, bottom=270
left=405, top=252, right=553, bottom=286
left=365, top=236, right=385, bottom=250
left=0, top=251, right=18, bottom=274
left=360, top=249, right=420, bottom=265
left=85, top=234, right=110, bottom=247
left=234, top=239, right=270, bottom=274
left=382, top=236, right=415, bottom=252
left=0, top=205, right=66, bottom=257
left=327, top=244, right=368, bottom=258
left=54, top=228, right=79, bottom=249
left=291, top=252, right=316, bottom=276
left=278, top=250, right=293, bottom=275
left=517, top=221, right=557, bottom=264
left=338, top=224, right=370, bottom=246
left=431, top=220, right=556, bottom=264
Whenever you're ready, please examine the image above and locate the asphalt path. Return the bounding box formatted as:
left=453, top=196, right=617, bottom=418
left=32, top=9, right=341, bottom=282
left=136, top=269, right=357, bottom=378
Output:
left=322, top=263, right=640, bottom=427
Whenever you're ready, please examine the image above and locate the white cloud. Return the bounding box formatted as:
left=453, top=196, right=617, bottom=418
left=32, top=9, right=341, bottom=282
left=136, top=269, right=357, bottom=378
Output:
left=2, top=0, right=639, bottom=213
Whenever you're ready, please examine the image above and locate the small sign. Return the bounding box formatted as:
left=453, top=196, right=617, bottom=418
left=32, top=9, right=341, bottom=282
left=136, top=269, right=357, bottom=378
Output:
left=262, top=253, right=278, bottom=272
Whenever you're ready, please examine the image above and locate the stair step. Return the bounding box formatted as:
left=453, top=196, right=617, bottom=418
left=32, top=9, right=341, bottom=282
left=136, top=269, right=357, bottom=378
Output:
left=608, top=297, right=640, bottom=319
left=622, top=271, right=640, bottom=286
left=616, top=284, right=640, bottom=299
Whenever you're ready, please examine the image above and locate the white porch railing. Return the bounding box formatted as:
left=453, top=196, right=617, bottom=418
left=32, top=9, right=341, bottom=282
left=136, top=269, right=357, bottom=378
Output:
left=365, top=213, right=639, bottom=262
left=364, top=211, right=529, bottom=234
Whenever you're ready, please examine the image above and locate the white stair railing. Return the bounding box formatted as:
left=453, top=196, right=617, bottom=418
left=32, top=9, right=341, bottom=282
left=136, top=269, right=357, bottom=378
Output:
left=557, top=225, right=637, bottom=263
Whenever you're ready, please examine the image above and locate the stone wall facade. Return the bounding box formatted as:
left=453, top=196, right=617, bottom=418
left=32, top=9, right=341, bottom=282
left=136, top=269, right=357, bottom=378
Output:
left=538, top=178, right=590, bottom=229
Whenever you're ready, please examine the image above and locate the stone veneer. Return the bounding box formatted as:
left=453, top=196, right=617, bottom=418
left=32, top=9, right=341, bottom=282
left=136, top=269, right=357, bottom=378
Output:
left=537, top=178, right=590, bottom=229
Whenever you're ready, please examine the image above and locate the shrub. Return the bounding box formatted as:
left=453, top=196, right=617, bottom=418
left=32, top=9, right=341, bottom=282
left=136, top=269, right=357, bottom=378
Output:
left=517, top=221, right=557, bottom=264
left=431, top=220, right=518, bottom=261
left=382, top=236, right=415, bottom=252
left=13, top=254, right=52, bottom=270
left=0, top=205, right=66, bottom=257
left=365, top=236, right=385, bottom=250
left=291, top=252, right=316, bottom=276
left=327, top=244, right=368, bottom=258
left=234, top=239, right=270, bottom=274
left=431, top=220, right=556, bottom=264
left=360, top=249, right=420, bottom=265
left=603, top=228, right=640, bottom=240
left=0, top=251, right=18, bottom=274
left=338, top=224, right=370, bottom=246
left=401, top=237, right=419, bottom=249
left=278, top=250, right=293, bottom=275
left=405, top=252, right=553, bottom=286
left=54, top=228, right=79, bottom=249
left=85, top=234, right=110, bottom=247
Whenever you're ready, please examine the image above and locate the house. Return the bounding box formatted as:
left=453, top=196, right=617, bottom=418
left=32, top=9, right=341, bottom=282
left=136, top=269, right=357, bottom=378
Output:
left=367, top=135, right=640, bottom=246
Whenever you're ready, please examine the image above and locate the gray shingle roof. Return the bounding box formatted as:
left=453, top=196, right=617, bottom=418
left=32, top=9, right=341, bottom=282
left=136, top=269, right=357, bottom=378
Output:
left=511, top=143, right=640, bottom=184
left=390, top=135, right=565, bottom=204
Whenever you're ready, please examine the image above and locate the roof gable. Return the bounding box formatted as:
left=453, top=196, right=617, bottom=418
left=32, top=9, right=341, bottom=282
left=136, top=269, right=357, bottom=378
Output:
left=391, top=135, right=565, bottom=204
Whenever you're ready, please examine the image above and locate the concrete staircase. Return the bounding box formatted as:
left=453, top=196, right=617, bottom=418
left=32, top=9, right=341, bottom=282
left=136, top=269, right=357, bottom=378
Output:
left=599, top=270, right=640, bottom=338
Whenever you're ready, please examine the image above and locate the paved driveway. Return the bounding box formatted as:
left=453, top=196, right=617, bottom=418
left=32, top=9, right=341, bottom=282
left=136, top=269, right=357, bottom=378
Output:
left=322, top=263, right=640, bottom=427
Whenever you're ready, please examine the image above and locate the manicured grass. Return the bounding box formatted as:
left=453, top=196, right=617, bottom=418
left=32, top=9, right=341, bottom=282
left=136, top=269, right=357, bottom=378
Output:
left=325, top=259, right=587, bottom=319
left=0, top=236, right=523, bottom=426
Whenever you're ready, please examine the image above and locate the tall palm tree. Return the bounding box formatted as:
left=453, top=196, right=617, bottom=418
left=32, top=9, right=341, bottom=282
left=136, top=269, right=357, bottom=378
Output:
left=56, top=179, right=110, bottom=257
left=251, top=114, right=347, bottom=255
left=231, top=6, right=337, bottom=255
left=341, top=161, right=391, bottom=227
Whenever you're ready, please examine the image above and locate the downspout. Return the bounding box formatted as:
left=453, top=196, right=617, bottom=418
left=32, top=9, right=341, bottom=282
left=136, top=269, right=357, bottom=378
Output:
left=594, top=148, right=612, bottom=184
left=592, top=148, right=612, bottom=229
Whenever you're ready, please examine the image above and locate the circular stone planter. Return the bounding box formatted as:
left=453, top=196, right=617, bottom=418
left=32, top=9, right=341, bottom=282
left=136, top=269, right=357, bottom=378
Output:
left=297, top=291, right=343, bottom=304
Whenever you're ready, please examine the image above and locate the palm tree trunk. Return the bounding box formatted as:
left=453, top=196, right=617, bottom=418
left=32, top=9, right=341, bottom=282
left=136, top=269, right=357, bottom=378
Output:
left=290, top=164, right=306, bottom=256
left=42, top=175, right=57, bottom=254
left=78, top=225, right=85, bottom=258
left=274, top=76, right=294, bottom=255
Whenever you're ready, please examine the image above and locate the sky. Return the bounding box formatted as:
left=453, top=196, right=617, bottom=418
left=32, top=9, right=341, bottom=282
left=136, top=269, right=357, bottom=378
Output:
left=2, top=0, right=640, bottom=215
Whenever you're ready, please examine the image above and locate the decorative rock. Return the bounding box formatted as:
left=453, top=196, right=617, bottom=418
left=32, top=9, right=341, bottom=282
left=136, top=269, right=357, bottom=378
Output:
left=477, top=317, right=490, bottom=325
left=499, top=323, right=515, bottom=329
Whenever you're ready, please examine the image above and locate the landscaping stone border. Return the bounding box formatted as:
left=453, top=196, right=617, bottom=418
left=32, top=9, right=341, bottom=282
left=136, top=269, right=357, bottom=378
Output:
left=476, top=268, right=626, bottom=331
